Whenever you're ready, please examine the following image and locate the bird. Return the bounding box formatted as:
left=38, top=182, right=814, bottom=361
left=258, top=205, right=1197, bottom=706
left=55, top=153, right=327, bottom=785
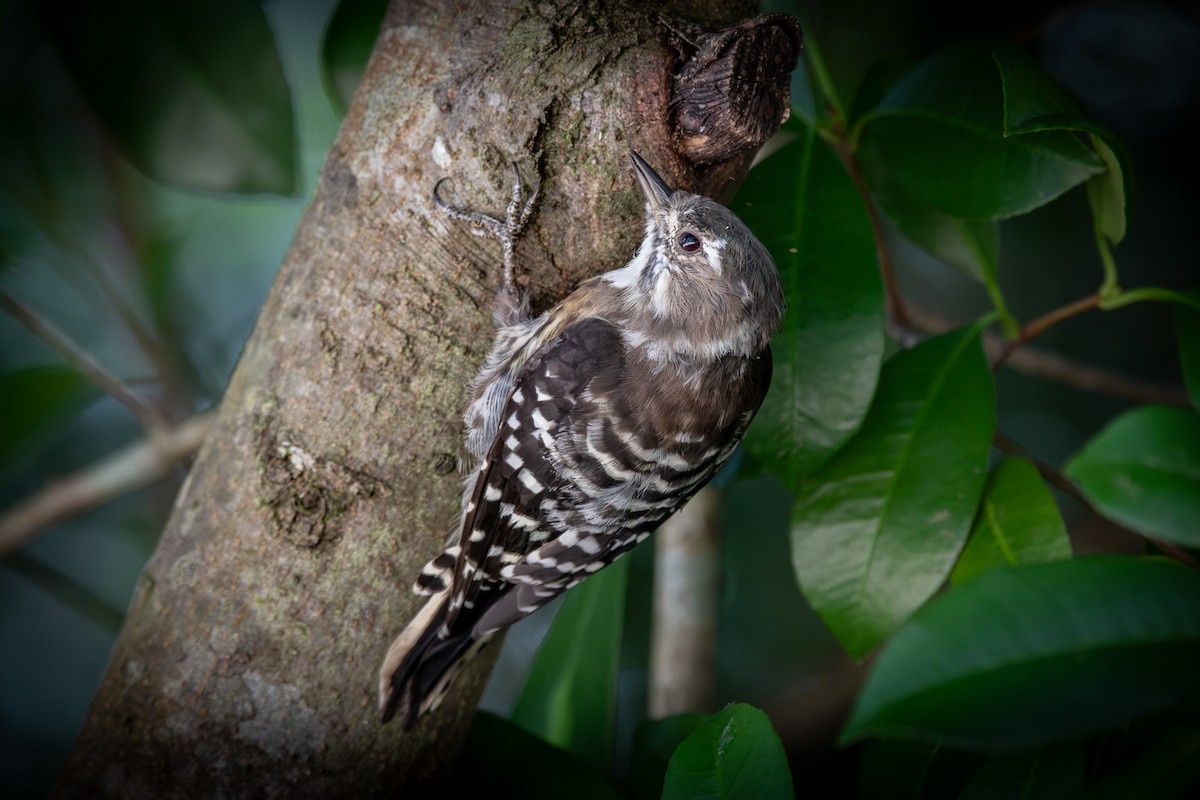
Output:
left=379, top=150, right=785, bottom=729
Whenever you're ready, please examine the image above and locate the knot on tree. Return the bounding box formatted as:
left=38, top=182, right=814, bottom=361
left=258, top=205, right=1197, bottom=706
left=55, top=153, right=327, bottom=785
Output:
left=668, top=14, right=803, bottom=165
left=258, top=427, right=384, bottom=548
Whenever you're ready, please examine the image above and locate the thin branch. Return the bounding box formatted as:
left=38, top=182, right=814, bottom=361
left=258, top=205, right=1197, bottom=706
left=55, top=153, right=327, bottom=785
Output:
left=95, top=140, right=195, bottom=418
left=994, top=430, right=1200, bottom=569
left=994, top=342, right=1190, bottom=407
left=2, top=551, right=125, bottom=632
left=829, top=134, right=917, bottom=343
left=993, top=429, right=1090, bottom=505
left=906, top=304, right=1189, bottom=407
left=69, top=110, right=171, bottom=374
left=0, top=411, right=214, bottom=556
left=649, top=486, right=723, bottom=718
left=806, top=32, right=915, bottom=341
left=1146, top=539, right=1200, bottom=570
left=990, top=293, right=1101, bottom=369
left=1, top=290, right=164, bottom=428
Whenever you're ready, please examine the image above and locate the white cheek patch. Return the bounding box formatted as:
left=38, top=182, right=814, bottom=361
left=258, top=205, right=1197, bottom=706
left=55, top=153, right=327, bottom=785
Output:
left=651, top=269, right=672, bottom=316
left=605, top=232, right=654, bottom=288
left=702, top=237, right=726, bottom=274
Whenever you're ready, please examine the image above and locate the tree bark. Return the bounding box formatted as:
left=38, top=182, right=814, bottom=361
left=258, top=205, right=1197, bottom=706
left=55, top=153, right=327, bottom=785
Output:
left=56, top=0, right=796, bottom=795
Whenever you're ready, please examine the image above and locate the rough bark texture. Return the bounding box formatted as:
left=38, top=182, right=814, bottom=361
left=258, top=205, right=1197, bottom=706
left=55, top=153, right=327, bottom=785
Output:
left=56, top=0, right=795, bottom=795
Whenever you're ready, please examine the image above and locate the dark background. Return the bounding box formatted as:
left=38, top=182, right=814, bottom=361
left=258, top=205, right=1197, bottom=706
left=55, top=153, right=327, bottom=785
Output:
left=2, top=0, right=1197, bottom=794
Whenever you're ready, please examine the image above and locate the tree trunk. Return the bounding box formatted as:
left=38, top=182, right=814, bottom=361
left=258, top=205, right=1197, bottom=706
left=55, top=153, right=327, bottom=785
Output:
left=56, top=0, right=796, bottom=794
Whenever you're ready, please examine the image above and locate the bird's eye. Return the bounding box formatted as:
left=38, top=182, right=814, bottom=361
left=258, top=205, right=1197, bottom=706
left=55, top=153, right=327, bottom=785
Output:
left=678, top=231, right=701, bottom=252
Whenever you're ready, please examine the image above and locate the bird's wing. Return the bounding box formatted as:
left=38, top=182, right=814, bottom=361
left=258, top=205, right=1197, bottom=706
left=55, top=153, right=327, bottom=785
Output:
left=420, top=316, right=623, bottom=630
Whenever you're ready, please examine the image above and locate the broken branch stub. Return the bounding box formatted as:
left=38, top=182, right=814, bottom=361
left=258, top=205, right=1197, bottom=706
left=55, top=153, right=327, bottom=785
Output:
left=669, top=14, right=803, bottom=165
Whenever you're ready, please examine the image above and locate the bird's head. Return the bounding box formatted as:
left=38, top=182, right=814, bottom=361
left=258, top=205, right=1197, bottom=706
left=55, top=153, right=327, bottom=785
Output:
left=606, top=151, right=785, bottom=360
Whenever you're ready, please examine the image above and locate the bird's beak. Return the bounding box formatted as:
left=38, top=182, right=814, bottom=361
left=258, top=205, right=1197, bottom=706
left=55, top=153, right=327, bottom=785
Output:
left=629, top=150, right=672, bottom=213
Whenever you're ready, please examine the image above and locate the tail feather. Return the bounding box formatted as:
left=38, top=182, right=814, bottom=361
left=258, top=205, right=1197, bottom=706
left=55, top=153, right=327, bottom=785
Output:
left=378, top=591, right=489, bottom=729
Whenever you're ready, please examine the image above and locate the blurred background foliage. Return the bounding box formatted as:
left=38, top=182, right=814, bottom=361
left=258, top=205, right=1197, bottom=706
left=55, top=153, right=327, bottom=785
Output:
left=1, top=0, right=1198, bottom=797
left=0, top=0, right=341, bottom=792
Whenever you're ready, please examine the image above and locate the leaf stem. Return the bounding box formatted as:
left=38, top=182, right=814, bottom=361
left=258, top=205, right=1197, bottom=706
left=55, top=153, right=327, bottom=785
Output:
left=1101, top=286, right=1200, bottom=312
left=984, top=280, right=1020, bottom=339
left=1094, top=220, right=1121, bottom=300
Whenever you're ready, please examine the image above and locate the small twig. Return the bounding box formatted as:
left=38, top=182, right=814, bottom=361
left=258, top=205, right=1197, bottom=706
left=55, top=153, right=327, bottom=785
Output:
left=994, top=430, right=1200, bottom=569
left=82, top=248, right=193, bottom=421
left=829, top=134, right=917, bottom=343
left=1148, top=539, right=1200, bottom=570
left=1, top=290, right=164, bottom=428
left=993, top=430, right=1090, bottom=506
left=0, top=411, right=214, bottom=556
left=994, top=341, right=1189, bottom=407
left=990, top=293, right=1102, bottom=369
left=2, top=551, right=125, bottom=632
left=94, top=140, right=194, bottom=418
left=76, top=250, right=164, bottom=371
left=906, top=303, right=1189, bottom=407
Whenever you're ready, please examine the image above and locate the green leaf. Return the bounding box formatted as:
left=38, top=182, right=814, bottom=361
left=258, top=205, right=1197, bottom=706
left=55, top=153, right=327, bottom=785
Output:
left=841, top=556, right=1200, bottom=750
left=869, top=170, right=1000, bottom=286
left=950, top=457, right=1071, bottom=586
left=451, top=712, right=621, bottom=799
left=0, top=365, right=96, bottom=462
left=1064, top=406, right=1200, bottom=546
left=735, top=120, right=885, bottom=485
left=627, top=713, right=707, bottom=800
left=510, top=556, right=628, bottom=770
left=49, top=0, right=298, bottom=195
left=849, top=56, right=922, bottom=127
left=992, top=46, right=1134, bottom=244
left=1085, top=135, right=1132, bottom=246
left=792, top=324, right=995, bottom=658
left=321, top=0, right=389, bottom=117
left=863, top=163, right=1014, bottom=332
left=852, top=57, right=1004, bottom=298
left=856, top=43, right=1105, bottom=220
left=661, top=703, right=793, bottom=800
left=1175, top=297, right=1200, bottom=412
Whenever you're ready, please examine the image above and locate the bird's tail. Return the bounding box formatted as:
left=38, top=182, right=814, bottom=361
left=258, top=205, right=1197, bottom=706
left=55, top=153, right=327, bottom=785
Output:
left=378, top=591, right=488, bottom=729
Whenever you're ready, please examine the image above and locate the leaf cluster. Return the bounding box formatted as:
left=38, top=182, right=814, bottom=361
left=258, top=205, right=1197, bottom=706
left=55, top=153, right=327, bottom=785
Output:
left=462, top=18, right=1200, bottom=800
